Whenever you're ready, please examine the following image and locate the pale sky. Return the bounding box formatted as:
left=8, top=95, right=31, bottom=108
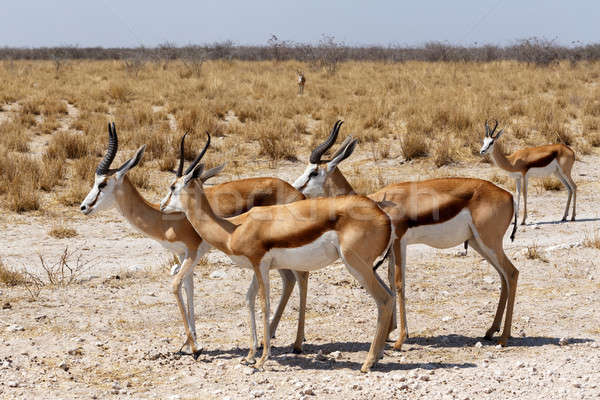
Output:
left=1, top=0, right=598, bottom=48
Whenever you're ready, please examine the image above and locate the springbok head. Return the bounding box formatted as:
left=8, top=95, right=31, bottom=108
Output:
left=292, top=120, right=358, bottom=197
left=160, top=132, right=225, bottom=213
left=80, top=123, right=146, bottom=215
left=480, top=119, right=505, bottom=155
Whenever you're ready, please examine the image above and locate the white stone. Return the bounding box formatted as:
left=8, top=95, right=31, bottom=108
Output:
left=474, top=341, right=483, bottom=348
left=441, top=316, right=452, bottom=322
left=251, top=389, right=264, bottom=397
left=7, top=381, right=18, bottom=388
left=210, top=270, right=227, bottom=279
left=7, top=325, right=25, bottom=332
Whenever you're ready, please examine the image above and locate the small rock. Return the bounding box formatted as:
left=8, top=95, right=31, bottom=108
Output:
left=2, top=302, right=11, bottom=310
left=441, top=316, right=452, bottom=322
left=34, top=315, right=47, bottom=321
left=590, top=342, right=599, bottom=349
left=559, top=337, right=569, bottom=346
left=7, top=325, right=24, bottom=332
left=251, top=389, right=264, bottom=397
left=330, top=351, right=342, bottom=359
left=58, top=361, right=69, bottom=371
left=127, top=265, right=143, bottom=273
left=300, top=388, right=315, bottom=396
left=351, top=384, right=362, bottom=391
left=210, top=270, right=227, bottom=279
left=7, top=381, right=18, bottom=388
left=474, top=341, right=483, bottom=348
left=242, top=366, right=255, bottom=375
left=515, top=361, right=525, bottom=368
left=67, top=347, right=83, bottom=356
left=573, top=383, right=581, bottom=389
left=419, top=375, right=430, bottom=381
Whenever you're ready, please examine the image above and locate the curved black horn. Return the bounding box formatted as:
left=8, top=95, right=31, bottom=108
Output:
left=96, top=122, right=119, bottom=175
left=184, top=132, right=211, bottom=175
left=490, top=119, right=499, bottom=137
left=309, top=120, right=343, bottom=164
left=176, top=132, right=189, bottom=177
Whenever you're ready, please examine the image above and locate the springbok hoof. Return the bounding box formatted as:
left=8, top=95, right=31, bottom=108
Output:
left=292, top=346, right=302, bottom=354
left=192, top=349, right=202, bottom=360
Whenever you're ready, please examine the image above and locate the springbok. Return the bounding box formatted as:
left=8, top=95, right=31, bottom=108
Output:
left=80, top=123, right=307, bottom=358
left=160, top=134, right=396, bottom=372
left=293, top=121, right=520, bottom=349
left=480, top=120, right=577, bottom=225
left=297, top=70, right=306, bottom=95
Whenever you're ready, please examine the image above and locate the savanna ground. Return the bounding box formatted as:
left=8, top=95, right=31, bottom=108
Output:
left=1, top=59, right=600, bottom=399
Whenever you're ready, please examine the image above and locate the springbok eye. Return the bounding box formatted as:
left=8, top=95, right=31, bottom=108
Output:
left=98, top=181, right=107, bottom=189
left=309, top=171, right=318, bottom=178
left=170, top=185, right=176, bottom=191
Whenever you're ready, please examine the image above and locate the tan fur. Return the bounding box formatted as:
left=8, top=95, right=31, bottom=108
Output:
left=108, top=175, right=307, bottom=355
left=168, top=176, right=395, bottom=372
left=489, top=141, right=576, bottom=224
left=305, top=163, right=519, bottom=350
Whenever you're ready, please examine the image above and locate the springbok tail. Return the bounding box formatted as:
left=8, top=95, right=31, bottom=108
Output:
left=373, top=246, right=391, bottom=271
left=510, top=201, right=518, bottom=242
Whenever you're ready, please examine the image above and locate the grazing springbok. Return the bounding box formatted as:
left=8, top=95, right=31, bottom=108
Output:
left=297, top=70, right=306, bottom=95
left=160, top=134, right=396, bottom=372
left=80, top=123, right=307, bottom=358
left=293, top=121, right=520, bottom=349
left=480, top=120, right=577, bottom=225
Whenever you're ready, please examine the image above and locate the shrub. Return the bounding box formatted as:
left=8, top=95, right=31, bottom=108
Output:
left=400, top=132, right=429, bottom=160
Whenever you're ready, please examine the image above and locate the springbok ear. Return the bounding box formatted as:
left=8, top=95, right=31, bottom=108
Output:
left=115, top=145, right=146, bottom=179
left=493, top=129, right=505, bottom=139
left=326, top=139, right=358, bottom=172
left=201, top=163, right=226, bottom=182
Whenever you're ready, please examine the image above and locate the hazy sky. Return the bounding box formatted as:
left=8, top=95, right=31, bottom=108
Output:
left=1, top=0, right=598, bottom=48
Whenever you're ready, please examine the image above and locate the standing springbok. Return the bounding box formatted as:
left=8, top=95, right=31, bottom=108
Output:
left=297, top=70, right=306, bottom=95
left=80, top=123, right=308, bottom=358
left=160, top=134, right=395, bottom=372
left=480, top=120, right=577, bottom=225
left=293, top=121, right=520, bottom=349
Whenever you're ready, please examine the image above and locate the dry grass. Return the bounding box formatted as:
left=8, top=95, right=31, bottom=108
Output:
left=583, top=231, right=600, bottom=249
left=0, top=59, right=599, bottom=213
left=48, top=225, right=78, bottom=239
left=539, top=177, right=563, bottom=191
left=0, top=259, right=27, bottom=286
left=525, top=244, right=549, bottom=263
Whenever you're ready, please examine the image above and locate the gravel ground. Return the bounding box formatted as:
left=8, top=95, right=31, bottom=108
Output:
left=1, top=156, right=600, bottom=399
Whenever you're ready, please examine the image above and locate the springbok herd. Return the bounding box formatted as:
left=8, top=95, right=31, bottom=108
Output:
left=79, top=119, right=577, bottom=373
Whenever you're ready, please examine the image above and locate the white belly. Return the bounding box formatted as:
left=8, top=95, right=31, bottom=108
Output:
left=405, top=209, right=472, bottom=249
left=266, top=231, right=340, bottom=271
left=157, top=240, right=188, bottom=255
left=525, top=159, right=559, bottom=178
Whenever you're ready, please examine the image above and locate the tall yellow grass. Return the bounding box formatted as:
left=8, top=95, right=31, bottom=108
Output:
left=0, top=59, right=599, bottom=213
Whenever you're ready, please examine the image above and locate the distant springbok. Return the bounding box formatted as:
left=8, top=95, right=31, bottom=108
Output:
left=297, top=70, right=306, bottom=95
left=480, top=120, right=577, bottom=225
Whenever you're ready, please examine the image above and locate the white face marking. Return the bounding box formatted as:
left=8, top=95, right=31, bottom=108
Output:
left=160, top=180, right=185, bottom=213
left=480, top=137, right=495, bottom=155
left=80, top=174, right=117, bottom=215
left=293, top=164, right=329, bottom=198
